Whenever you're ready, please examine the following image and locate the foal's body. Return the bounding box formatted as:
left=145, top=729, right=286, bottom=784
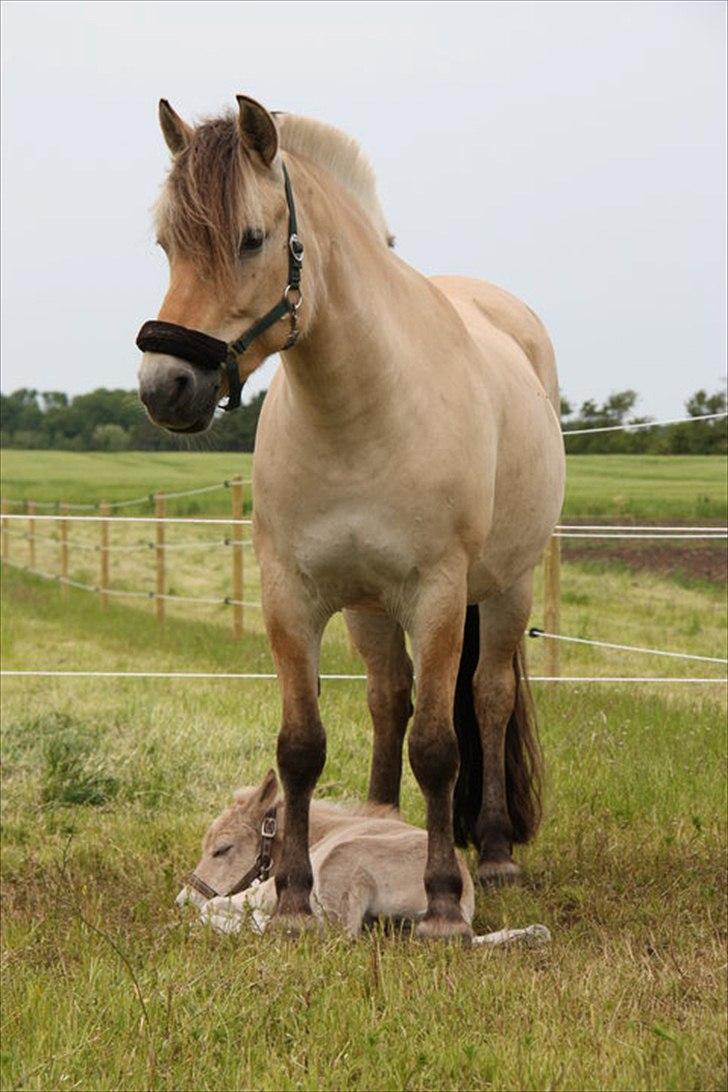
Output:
left=178, top=775, right=474, bottom=938
left=139, top=100, right=565, bottom=939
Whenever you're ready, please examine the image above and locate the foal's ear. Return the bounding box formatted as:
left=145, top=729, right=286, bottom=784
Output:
left=236, top=95, right=278, bottom=166
left=158, top=99, right=192, bottom=156
left=256, top=767, right=279, bottom=808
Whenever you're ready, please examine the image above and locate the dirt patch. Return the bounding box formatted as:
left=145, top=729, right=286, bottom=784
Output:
left=561, top=521, right=726, bottom=586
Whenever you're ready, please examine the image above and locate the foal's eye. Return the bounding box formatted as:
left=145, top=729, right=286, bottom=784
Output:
left=239, top=229, right=265, bottom=255
left=212, top=844, right=233, bottom=858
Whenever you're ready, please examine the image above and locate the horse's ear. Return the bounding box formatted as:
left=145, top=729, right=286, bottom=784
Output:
left=256, top=767, right=279, bottom=808
left=236, top=95, right=278, bottom=166
left=159, top=99, right=192, bottom=156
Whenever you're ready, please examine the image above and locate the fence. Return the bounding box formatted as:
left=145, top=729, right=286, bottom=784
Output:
left=1, top=478, right=254, bottom=641
left=1, top=410, right=726, bottom=673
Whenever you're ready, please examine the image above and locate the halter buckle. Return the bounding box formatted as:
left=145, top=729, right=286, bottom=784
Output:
left=289, top=233, right=304, bottom=264
left=261, top=815, right=277, bottom=839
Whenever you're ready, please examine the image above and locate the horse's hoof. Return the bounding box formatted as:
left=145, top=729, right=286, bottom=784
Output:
left=414, top=915, right=473, bottom=943
left=478, top=859, right=522, bottom=887
left=266, top=911, right=322, bottom=938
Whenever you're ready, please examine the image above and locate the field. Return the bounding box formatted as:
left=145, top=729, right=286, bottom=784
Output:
left=1, top=452, right=727, bottom=1091
left=2, top=450, right=727, bottom=520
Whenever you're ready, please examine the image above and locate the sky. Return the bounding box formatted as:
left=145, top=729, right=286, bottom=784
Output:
left=1, top=0, right=726, bottom=419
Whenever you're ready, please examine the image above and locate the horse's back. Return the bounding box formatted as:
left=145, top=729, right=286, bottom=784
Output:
left=431, top=275, right=559, bottom=411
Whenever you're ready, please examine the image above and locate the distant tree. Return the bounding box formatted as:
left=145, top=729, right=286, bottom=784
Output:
left=686, top=388, right=727, bottom=418
left=91, top=424, right=130, bottom=451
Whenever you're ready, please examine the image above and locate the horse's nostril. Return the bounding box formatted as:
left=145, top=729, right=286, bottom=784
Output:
left=171, top=372, right=191, bottom=405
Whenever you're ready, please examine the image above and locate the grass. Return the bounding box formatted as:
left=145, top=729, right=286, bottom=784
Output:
left=1, top=450, right=726, bottom=520
left=1, top=554, right=726, bottom=1091
left=1, top=450, right=726, bottom=1089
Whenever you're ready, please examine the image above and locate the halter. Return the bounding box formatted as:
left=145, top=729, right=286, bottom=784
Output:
left=136, top=163, right=303, bottom=412
left=187, top=805, right=278, bottom=902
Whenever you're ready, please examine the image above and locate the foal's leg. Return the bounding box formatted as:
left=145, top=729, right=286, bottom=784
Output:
left=475, top=572, right=541, bottom=885
left=408, top=580, right=472, bottom=940
left=263, top=580, right=328, bottom=932
left=344, top=610, right=413, bottom=807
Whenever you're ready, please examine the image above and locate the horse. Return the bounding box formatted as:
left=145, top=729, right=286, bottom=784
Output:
left=137, top=94, right=565, bottom=940
left=177, top=770, right=551, bottom=949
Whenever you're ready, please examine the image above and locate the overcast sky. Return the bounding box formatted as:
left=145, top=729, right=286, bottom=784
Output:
left=1, top=0, right=725, bottom=418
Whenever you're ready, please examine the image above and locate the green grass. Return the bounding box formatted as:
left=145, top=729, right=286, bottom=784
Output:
left=1, top=450, right=726, bottom=1089
left=1, top=557, right=726, bottom=1091
left=563, top=454, right=727, bottom=520
left=1, top=450, right=726, bottom=519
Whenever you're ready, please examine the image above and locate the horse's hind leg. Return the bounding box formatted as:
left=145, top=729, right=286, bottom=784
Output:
left=474, top=573, right=543, bottom=885
left=344, top=610, right=413, bottom=808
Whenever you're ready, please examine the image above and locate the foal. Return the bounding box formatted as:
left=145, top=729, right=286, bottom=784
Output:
left=177, top=770, right=475, bottom=937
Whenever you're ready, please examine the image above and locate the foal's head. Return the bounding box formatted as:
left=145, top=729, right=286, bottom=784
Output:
left=138, top=96, right=301, bottom=433
left=176, top=768, right=279, bottom=910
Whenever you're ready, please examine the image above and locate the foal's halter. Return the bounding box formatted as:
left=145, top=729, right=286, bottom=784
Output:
left=135, top=163, right=304, bottom=412
left=187, top=806, right=278, bottom=901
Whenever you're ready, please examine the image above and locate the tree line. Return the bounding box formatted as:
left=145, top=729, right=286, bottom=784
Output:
left=0, top=385, right=725, bottom=454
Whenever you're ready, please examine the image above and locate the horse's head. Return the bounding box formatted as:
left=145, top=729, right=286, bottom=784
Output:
left=138, top=96, right=305, bottom=433
left=176, top=768, right=279, bottom=909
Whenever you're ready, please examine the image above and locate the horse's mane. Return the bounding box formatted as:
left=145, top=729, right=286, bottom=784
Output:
left=155, top=110, right=392, bottom=284
left=275, top=113, right=393, bottom=247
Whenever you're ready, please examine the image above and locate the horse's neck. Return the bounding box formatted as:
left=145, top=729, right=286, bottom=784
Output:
left=280, top=157, right=461, bottom=432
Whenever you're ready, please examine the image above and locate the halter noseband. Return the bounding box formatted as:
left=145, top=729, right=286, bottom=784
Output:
left=136, top=163, right=303, bottom=412
left=187, top=805, right=278, bottom=902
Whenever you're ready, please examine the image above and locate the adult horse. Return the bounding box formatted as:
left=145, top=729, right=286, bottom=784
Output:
left=137, top=96, right=565, bottom=939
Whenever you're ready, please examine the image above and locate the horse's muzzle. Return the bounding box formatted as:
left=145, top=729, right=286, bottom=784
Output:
left=138, top=352, right=220, bottom=433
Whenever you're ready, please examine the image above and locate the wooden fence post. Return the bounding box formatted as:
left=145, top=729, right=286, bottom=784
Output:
left=1, top=499, right=9, bottom=562
left=231, top=477, right=244, bottom=639
left=99, top=501, right=110, bottom=608
left=27, top=501, right=36, bottom=570
left=543, top=534, right=561, bottom=677
left=155, top=493, right=165, bottom=623
left=60, top=502, right=69, bottom=595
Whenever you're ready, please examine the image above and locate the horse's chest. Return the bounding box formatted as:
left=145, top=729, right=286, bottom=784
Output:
left=279, top=507, right=424, bottom=611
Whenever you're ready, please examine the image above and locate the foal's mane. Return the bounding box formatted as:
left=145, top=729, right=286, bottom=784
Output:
left=156, top=109, right=392, bottom=284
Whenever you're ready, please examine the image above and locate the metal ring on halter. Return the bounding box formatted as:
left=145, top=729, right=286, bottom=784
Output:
left=284, top=284, right=303, bottom=311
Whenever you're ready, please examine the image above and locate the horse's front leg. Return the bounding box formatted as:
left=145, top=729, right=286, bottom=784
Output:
left=344, top=610, right=413, bottom=808
left=263, top=577, right=328, bottom=932
left=408, top=578, right=473, bottom=940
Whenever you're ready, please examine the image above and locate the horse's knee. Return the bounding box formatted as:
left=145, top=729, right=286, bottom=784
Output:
left=277, top=718, right=326, bottom=791
left=367, top=675, right=413, bottom=730
left=408, top=715, right=459, bottom=794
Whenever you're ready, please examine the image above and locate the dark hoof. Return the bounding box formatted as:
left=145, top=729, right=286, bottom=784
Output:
left=478, top=859, right=522, bottom=887
left=414, top=914, right=473, bottom=943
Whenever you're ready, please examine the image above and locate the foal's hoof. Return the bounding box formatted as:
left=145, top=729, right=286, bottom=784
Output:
left=478, top=859, right=522, bottom=887
left=267, top=911, right=322, bottom=939
left=414, top=914, right=473, bottom=943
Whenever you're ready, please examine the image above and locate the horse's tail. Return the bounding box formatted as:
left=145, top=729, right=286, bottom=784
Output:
left=452, top=605, right=543, bottom=848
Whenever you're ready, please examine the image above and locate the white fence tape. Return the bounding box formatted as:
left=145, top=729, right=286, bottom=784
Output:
left=0, top=670, right=725, bottom=685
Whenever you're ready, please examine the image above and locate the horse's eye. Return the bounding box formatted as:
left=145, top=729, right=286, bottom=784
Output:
left=239, top=229, right=265, bottom=255
left=212, top=844, right=233, bottom=858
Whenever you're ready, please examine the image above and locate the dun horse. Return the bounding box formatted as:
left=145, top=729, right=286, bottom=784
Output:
left=137, top=96, right=565, bottom=939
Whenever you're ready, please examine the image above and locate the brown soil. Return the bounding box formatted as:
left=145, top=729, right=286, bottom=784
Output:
left=561, top=521, right=726, bottom=586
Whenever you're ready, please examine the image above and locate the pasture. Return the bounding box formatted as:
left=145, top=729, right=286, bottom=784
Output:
left=1, top=452, right=727, bottom=1091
